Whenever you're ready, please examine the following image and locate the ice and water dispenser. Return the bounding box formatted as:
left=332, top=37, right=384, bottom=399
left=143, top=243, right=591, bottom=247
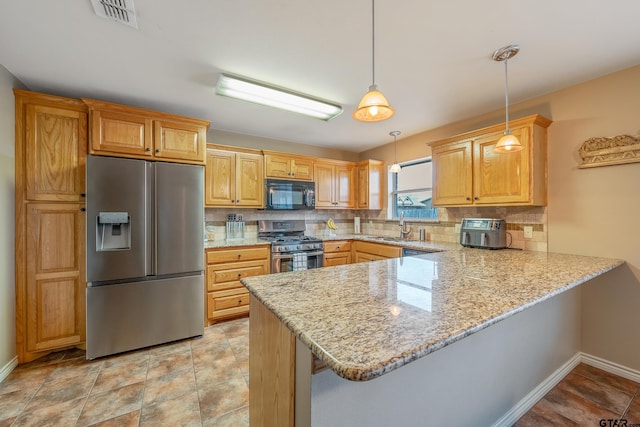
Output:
left=96, top=212, right=131, bottom=251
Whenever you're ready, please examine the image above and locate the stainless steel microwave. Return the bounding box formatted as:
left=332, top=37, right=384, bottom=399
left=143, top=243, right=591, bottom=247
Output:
left=265, top=179, right=315, bottom=210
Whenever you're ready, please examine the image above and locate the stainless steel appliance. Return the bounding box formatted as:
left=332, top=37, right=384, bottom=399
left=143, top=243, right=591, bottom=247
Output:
left=86, top=155, right=204, bottom=359
left=265, top=179, right=315, bottom=210
left=460, top=218, right=507, bottom=249
left=258, top=220, right=323, bottom=273
left=401, top=247, right=435, bottom=257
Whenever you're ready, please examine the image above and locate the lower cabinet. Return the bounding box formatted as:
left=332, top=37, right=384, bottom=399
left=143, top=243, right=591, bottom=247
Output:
left=323, top=240, right=352, bottom=266
left=205, top=245, right=270, bottom=324
left=352, top=241, right=402, bottom=263
left=23, top=203, right=86, bottom=360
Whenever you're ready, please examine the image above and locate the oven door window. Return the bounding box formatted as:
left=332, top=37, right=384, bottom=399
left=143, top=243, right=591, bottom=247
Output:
left=273, top=252, right=322, bottom=273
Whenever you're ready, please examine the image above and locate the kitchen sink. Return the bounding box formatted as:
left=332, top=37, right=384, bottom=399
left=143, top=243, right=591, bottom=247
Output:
left=367, top=236, right=404, bottom=242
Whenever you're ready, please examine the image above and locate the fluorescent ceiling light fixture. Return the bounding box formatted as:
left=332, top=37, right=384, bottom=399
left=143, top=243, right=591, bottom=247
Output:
left=215, top=74, right=343, bottom=121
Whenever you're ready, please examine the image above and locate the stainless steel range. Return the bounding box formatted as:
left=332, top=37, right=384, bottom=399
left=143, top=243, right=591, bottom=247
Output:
left=258, top=220, right=323, bottom=273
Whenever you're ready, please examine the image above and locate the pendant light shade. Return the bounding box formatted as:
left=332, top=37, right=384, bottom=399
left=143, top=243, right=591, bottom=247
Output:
left=353, top=0, right=394, bottom=122
left=389, top=130, right=401, bottom=173
left=492, top=44, right=523, bottom=154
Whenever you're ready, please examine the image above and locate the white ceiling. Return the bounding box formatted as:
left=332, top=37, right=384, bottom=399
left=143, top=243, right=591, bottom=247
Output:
left=2, top=1, right=640, bottom=152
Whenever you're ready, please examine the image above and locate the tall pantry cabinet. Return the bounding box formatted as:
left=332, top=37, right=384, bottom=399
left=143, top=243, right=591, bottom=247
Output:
left=14, top=89, right=87, bottom=363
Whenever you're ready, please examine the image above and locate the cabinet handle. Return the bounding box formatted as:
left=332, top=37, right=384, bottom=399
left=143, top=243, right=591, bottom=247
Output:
left=237, top=273, right=242, bottom=278
left=336, top=246, right=340, bottom=250
left=236, top=200, right=240, bottom=203
left=145, top=147, right=151, bottom=152
left=238, top=299, right=242, bottom=305
left=80, top=207, right=86, bottom=212
left=237, top=254, right=242, bottom=258
left=155, top=149, right=160, bottom=153
left=466, top=197, right=471, bottom=201
left=474, top=197, right=479, bottom=200
left=80, top=193, right=86, bottom=198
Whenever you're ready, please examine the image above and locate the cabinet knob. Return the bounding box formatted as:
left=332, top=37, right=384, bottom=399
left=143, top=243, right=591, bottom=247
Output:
left=238, top=299, right=242, bottom=305
left=336, top=246, right=340, bottom=250
left=237, top=273, right=242, bottom=278
left=80, top=193, right=86, bottom=198
left=466, top=197, right=471, bottom=201
left=155, top=149, right=160, bottom=153
left=237, top=254, right=242, bottom=258
left=80, top=207, right=86, bottom=212
left=236, top=200, right=240, bottom=203
left=474, top=197, right=479, bottom=200
left=145, top=147, right=151, bottom=152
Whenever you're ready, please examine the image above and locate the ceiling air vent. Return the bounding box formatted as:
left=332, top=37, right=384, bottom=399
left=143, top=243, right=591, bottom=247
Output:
left=90, top=0, right=138, bottom=29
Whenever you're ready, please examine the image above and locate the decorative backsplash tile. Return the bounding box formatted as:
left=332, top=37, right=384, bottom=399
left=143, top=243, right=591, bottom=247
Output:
left=204, top=205, right=549, bottom=252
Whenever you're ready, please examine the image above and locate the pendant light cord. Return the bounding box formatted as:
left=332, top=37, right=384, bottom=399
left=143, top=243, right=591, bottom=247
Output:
left=504, top=57, right=510, bottom=133
left=371, top=0, right=376, bottom=86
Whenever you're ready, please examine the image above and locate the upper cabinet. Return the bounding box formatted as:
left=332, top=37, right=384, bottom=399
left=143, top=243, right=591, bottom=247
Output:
left=314, top=160, right=355, bottom=209
left=16, top=92, right=87, bottom=202
left=205, top=146, right=264, bottom=208
left=428, top=115, right=552, bottom=207
left=356, top=159, right=384, bottom=209
left=264, top=152, right=314, bottom=181
left=82, top=98, right=209, bottom=165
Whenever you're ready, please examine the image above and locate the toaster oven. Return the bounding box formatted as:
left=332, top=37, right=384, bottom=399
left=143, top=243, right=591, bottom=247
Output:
left=460, top=218, right=507, bottom=249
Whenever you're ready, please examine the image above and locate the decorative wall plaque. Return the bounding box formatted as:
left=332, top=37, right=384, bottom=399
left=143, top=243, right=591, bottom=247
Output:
left=578, top=134, right=640, bottom=168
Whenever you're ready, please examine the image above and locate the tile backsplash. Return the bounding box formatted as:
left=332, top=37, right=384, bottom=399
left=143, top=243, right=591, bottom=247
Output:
left=205, top=205, right=548, bottom=252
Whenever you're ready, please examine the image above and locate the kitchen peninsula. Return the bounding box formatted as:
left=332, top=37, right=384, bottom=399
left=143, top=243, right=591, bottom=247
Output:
left=241, top=248, right=623, bottom=427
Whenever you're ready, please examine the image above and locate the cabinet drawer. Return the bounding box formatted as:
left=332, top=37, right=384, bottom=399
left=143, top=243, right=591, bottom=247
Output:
left=324, top=240, right=351, bottom=253
left=207, top=290, right=250, bottom=320
left=206, top=246, right=270, bottom=264
left=352, top=241, right=401, bottom=258
left=207, top=260, right=269, bottom=292
left=324, top=252, right=351, bottom=266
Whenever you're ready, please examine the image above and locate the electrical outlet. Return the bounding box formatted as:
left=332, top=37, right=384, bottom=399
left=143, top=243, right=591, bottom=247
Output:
left=523, top=226, right=533, bottom=239
left=454, top=223, right=461, bottom=233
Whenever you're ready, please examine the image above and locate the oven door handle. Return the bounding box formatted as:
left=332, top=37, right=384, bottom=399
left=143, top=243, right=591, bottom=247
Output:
left=272, top=250, right=323, bottom=259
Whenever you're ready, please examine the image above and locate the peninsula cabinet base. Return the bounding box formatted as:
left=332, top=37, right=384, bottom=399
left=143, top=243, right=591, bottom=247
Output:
left=249, top=289, right=582, bottom=427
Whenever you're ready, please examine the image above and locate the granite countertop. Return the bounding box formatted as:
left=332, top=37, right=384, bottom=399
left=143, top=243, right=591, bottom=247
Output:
left=204, top=237, right=271, bottom=249
left=241, top=248, right=623, bottom=381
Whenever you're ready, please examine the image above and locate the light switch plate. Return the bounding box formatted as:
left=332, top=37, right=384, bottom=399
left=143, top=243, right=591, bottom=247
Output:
left=523, top=226, right=533, bottom=239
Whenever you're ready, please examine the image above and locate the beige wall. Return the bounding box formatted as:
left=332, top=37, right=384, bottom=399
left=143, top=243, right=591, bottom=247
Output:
left=0, top=65, right=24, bottom=373
left=208, top=128, right=359, bottom=161
left=361, top=65, right=640, bottom=370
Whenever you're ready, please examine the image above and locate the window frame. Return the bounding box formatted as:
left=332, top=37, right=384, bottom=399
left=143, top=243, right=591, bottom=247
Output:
left=389, top=157, right=438, bottom=221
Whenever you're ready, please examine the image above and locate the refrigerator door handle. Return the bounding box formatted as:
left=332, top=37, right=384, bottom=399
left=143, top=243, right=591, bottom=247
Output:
left=146, top=161, right=156, bottom=276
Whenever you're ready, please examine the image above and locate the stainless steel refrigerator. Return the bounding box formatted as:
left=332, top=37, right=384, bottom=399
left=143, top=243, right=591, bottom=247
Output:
left=86, top=155, right=204, bottom=359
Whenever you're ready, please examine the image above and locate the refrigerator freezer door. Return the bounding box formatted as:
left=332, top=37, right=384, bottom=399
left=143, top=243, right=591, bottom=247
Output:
left=87, top=156, right=148, bottom=283
left=155, top=162, right=204, bottom=275
left=86, top=274, right=204, bottom=359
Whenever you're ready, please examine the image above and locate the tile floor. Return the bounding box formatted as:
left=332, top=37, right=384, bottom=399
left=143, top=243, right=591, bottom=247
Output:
left=0, top=317, right=250, bottom=427
left=516, top=363, right=640, bottom=426
left=2, top=317, right=640, bottom=427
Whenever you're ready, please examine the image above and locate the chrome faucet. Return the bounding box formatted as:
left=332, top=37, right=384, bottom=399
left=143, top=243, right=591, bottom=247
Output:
left=399, top=212, right=411, bottom=239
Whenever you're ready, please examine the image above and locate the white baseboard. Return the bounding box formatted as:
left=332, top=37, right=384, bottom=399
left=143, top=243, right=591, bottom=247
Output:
left=492, top=352, right=583, bottom=427
left=0, top=356, right=18, bottom=383
left=580, top=352, right=640, bottom=383
left=493, top=352, right=640, bottom=427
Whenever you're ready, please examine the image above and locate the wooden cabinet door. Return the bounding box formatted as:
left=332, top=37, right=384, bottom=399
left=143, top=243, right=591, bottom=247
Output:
left=432, top=141, right=473, bottom=206
left=205, top=149, right=235, bottom=206
left=353, top=252, right=387, bottom=263
left=25, top=203, right=85, bottom=352
left=89, top=109, right=153, bottom=157
left=314, top=163, right=335, bottom=207
left=153, top=120, right=206, bottom=163
left=236, top=152, right=264, bottom=207
left=324, top=252, right=351, bottom=266
left=356, top=163, right=370, bottom=209
left=356, top=160, right=384, bottom=209
left=473, top=127, right=531, bottom=204
left=334, top=164, right=355, bottom=208
left=25, top=105, right=87, bottom=201
left=290, top=158, right=314, bottom=180
left=264, top=154, right=292, bottom=178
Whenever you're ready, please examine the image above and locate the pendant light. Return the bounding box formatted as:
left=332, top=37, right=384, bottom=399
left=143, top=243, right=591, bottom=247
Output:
left=492, top=44, right=522, bottom=153
left=389, top=131, right=401, bottom=173
left=353, top=0, right=394, bottom=122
